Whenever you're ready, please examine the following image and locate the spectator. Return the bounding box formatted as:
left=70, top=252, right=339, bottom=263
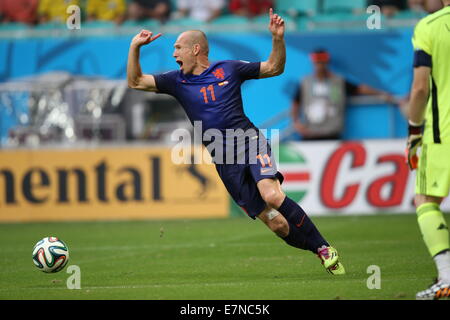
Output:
left=407, top=0, right=426, bottom=12
left=86, top=0, right=126, bottom=25
left=0, top=0, right=38, bottom=25
left=229, top=0, right=273, bottom=18
left=127, top=0, right=171, bottom=23
left=174, top=0, right=225, bottom=22
left=38, top=0, right=80, bottom=24
left=368, top=0, right=405, bottom=17
left=291, top=49, right=398, bottom=141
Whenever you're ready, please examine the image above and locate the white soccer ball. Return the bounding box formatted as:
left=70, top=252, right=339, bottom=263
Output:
left=32, top=237, right=69, bottom=273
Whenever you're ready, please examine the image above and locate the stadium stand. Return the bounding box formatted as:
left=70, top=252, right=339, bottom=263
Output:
left=0, top=0, right=433, bottom=33
left=276, top=0, right=318, bottom=17
left=228, top=0, right=273, bottom=18
left=0, top=0, right=39, bottom=25
left=322, top=0, right=367, bottom=14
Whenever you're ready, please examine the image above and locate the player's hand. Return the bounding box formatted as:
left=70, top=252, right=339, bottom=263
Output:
left=406, top=122, right=424, bottom=170
left=268, top=8, right=285, bottom=38
left=131, top=30, right=162, bottom=48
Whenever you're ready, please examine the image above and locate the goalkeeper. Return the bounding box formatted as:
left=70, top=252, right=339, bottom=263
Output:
left=406, top=1, right=450, bottom=300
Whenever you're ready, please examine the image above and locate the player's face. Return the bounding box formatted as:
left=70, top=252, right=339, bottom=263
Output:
left=173, top=34, right=196, bottom=74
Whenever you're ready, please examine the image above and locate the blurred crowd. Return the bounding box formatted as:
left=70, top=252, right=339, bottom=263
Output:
left=369, top=0, right=444, bottom=17
left=0, top=0, right=444, bottom=26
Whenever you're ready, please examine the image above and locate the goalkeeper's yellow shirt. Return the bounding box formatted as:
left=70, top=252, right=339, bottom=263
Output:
left=412, top=5, right=450, bottom=144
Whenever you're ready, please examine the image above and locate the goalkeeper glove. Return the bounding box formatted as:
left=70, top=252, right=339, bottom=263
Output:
left=406, top=121, right=424, bottom=170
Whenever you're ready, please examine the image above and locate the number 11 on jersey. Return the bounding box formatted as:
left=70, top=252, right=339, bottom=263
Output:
left=200, top=85, right=216, bottom=103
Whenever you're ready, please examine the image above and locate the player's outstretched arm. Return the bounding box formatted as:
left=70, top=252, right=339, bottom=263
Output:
left=260, top=8, right=285, bottom=79
left=127, top=30, right=162, bottom=92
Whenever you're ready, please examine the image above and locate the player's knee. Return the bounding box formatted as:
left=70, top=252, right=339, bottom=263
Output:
left=414, top=195, right=425, bottom=208
left=260, top=189, right=284, bottom=209
left=414, top=194, right=443, bottom=208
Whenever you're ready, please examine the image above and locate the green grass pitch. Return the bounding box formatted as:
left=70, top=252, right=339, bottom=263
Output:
left=0, top=214, right=438, bottom=300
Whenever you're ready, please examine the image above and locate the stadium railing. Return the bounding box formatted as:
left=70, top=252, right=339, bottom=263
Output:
left=0, top=10, right=427, bottom=39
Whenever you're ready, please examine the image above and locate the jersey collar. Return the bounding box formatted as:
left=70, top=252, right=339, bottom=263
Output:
left=182, top=62, right=215, bottom=80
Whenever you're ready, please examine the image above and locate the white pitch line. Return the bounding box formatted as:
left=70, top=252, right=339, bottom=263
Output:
left=1, top=276, right=426, bottom=293
left=0, top=277, right=356, bottom=292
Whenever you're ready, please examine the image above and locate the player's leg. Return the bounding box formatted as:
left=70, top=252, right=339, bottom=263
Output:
left=256, top=178, right=328, bottom=252
left=251, top=144, right=330, bottom=253
left=249, top=137, right=345, bottom=274
left=256, top=178, right=345, bottom=274
left=415, top=194, right=448, bottom=261
left=415, top=194, right=450, bottom=300
left=415, top=143, right=450, bottom=299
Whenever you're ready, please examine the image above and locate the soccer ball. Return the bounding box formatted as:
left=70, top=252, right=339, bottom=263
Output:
left=32, top=237, right=69, bottom=273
